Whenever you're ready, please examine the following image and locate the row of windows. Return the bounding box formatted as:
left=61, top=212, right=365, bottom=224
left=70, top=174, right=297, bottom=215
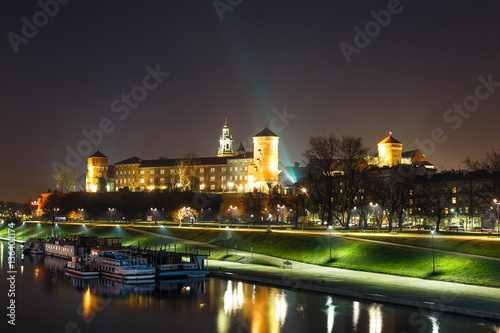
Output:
left=130, top=175, right=251, bottom=185
left=117, top=170, right=135, bottom=176
left=409, top=207, right=472, bottom=214
left=229, top=160, right=250, bottom=164
left=230, top=166, right=247, bottom=172
left=410, top=187, right=458, bottom=195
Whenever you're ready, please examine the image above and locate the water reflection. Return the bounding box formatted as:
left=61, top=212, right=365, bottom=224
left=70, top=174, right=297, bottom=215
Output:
left=353, top=301, right=360, bottom=332
left=325, top=296, right=336, bottom=333
left=1, top=241, right=499, bottom=333
left=369, top=304, right=383, bottom=333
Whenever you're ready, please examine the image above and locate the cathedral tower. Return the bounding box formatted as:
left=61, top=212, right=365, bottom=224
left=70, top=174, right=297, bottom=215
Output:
left=217, top=118, right=234, bottom=157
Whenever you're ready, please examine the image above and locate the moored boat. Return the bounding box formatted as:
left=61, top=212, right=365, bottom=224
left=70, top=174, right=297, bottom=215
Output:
left=65, top=256, right=100, bottom=278
left=90, top=249, right=156, bottom=281
left=135, top=249, right=209, bottom=279
left=23, top=238, right=46, bottom=254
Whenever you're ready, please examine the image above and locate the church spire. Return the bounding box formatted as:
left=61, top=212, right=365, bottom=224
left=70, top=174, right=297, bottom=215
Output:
left=217, top=118, right=234, bottom=157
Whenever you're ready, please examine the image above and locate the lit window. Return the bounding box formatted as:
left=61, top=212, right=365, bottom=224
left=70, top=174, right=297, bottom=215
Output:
left=160, top=169, right=165, bottom=174
left=452, top=187, right=457, bottom=194
left=150, top=179, right=154, bottom=183
left=465, top=207, right=469, bottom=214
left=210, top=176, right=215, bottom=182
left=140, top=179, right=145, bottom=183
left=200, top=168, right=204, bottom=174
left=445, top=208, right=449, bottom=214
left=140, top=170, right=144, bottom=175
left=222, top=167, right=226, bottom=172
left=452, top=197, right=457, bottom=204
left=230, top=167, right=233, bottom=172
left=245, top=166, right=247, bottom=171
left=200, top=176, right=204, bottom=182
left=150, top=170, right=154, bottom=175
left=210, top=168, right=215, bottom=173
left=222, top=176, right=226, bottom=181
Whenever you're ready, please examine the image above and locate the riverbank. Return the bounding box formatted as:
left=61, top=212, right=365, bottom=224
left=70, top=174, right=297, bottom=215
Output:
left=208, top=260, right=500, bottom=322
left=2, top=222, right=499, bottom=322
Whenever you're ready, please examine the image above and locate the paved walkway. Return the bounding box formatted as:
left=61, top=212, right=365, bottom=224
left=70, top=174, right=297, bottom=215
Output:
left=127, top=226, right=500, bottom=321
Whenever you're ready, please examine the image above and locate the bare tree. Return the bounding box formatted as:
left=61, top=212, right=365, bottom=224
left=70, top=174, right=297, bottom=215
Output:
left=303, top=135, right=339, bottom=225
left=241, top=190, right=265, bottom=225
left=416, top=181, right=452, bottom=232
left=53, top=168, right=79, bottom=193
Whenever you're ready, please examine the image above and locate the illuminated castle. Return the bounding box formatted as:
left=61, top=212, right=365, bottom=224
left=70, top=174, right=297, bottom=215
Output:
left=86, top=120, right=280, bottom=193
left=86, top=151, right=111, bottom=192
left=377, top=133, right=433, bottom=168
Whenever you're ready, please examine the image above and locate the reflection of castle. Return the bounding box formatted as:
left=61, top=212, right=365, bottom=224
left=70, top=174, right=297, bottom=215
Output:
left=86, top=119, right=279, bottom=193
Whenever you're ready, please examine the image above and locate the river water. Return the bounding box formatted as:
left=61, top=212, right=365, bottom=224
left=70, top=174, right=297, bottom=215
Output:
left=0, top=242, right=498, bottom=333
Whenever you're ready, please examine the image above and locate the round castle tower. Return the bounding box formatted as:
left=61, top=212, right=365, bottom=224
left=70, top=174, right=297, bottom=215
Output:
left=251, top=127, right=279, bottom=191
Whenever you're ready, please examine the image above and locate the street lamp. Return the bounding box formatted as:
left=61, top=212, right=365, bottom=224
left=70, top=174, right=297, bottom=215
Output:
left=229, top=205, right=237, bottom=226
left=431, top=230, right=435, bottom=274
left=328, top=225, right=332, bottom=260
left=108, top=208, right=115, bottom=223
left=494, top=199, right=500, bottom=237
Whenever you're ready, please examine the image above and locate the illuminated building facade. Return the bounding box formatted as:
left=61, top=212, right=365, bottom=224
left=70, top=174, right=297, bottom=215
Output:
left=377, top=134, right=433, bottom=169
left=86, top=151, right=111, bottom=192
left=86, top=120, right=280, bottom=193
left=377, top=134, right=402, bottom=167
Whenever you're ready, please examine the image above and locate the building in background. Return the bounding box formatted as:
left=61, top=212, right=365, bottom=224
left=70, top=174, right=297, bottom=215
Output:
left=87, top=120, right=280, bottom=194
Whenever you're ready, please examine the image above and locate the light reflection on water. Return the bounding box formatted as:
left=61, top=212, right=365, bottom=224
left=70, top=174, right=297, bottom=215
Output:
left=1, top=241, right=499, bottom=333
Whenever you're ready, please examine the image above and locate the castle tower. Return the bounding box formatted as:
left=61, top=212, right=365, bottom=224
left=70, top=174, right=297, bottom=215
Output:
left=217, top=118, right=234, bottom=157
left=378, top=133, right=402, bottom=167
left=250, top=127, right=279, bottom=191
left=86, top=151, right=108, bottom=192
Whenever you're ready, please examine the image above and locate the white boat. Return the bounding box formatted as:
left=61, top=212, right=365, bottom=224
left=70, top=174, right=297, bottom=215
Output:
left=23, top=238, right=45, bottom=254
left=65, top=256, right=100, bottom=278
left=90, top=249, right=156, bottom=281
left=45, top=235, right=99, bottom=259
left=45, top=242, right=77, bottom=258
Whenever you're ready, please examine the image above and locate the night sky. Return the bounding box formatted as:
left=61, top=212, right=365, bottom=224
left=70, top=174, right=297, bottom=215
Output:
left=2, top=0, right=500, bottom=202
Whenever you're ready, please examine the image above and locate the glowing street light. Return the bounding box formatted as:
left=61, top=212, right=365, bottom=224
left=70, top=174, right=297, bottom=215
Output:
left=494, top=199, right=500, bottom=237
left=431, top=230, right=435, bottom=274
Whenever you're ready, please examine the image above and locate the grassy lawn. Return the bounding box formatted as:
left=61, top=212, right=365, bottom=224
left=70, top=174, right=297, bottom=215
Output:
left=346, top=234, right=500, bottom=258
left=137, top=226, right=500, bottom=287
left=3, top=222, right=499, bottom=287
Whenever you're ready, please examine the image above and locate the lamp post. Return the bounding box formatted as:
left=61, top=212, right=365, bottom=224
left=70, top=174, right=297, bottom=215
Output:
left=328, top=225, right=332, bottom=260
left=108, top=208, right=114, bottom=223
left=494, top=199, right=500, bottom=237
left=431, top=230, right=435, bottom=274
